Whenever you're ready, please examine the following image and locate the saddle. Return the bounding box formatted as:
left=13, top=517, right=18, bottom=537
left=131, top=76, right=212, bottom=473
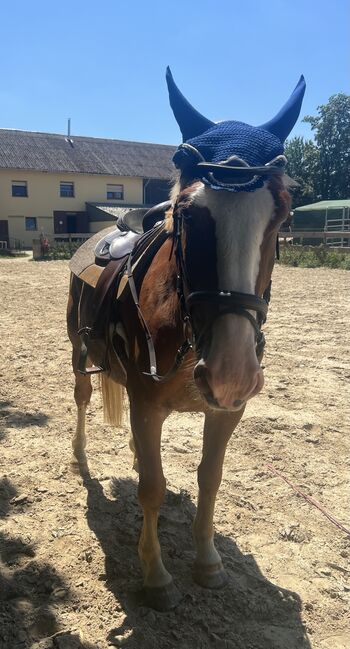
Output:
left=94, top=200, right=172, bottom=263
left=71, top=201, right=172, bottom=376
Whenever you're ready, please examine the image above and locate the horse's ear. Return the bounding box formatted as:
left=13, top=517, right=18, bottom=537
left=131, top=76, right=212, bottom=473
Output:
left=166, top=66, right=214, bottom=141
left=258, top=76, right=306, bottom=142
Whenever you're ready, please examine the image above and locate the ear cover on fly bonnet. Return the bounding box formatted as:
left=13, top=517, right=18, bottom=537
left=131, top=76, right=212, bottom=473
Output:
left=166, top=67, right=306, bottom=193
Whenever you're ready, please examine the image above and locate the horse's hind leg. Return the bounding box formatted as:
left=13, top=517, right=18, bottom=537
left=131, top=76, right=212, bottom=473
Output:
left=71, top=347, right=92, bottom=465
left=193, top=408, right=244, bottom=588
left=67, top=274, right=93, bottom=467
left=129, top=399, right=180, bottom=611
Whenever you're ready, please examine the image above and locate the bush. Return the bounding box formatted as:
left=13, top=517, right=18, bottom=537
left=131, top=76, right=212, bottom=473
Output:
left=40, top=241, right=82, bottom=260
left=278, top=245, right=350, bottom=270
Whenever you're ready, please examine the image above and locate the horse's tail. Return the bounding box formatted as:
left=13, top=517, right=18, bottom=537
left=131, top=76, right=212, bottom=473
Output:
left=99, top=374, right=125, bottom=427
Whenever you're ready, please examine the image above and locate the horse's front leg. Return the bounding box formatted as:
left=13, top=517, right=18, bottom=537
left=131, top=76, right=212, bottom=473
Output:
left=193, top=408, right=244, bottom=588
left=129, top=399, right=180, bottom=610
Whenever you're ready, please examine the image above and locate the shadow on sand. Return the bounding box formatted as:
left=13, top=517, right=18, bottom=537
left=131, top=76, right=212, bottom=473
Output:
left=0, top=477, right=99, bottom=649
left=0, top=399, right=49, bottom=442
left=77, top=461, right=312, bottom=649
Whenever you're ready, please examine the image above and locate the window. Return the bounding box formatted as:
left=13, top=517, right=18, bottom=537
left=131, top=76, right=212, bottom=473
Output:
left=12, top=181, right=28, bottom=197
left=25, top=217, right=37, bottom=231
left=107, top=184, right=123, bottom=200
left=60, top=182, right=74, bottom=197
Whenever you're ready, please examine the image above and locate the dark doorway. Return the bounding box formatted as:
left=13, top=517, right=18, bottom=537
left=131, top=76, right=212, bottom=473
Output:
left=54, top=211, right=88, bottom=234
left=0, top=220, right=9, bottom=247
left=67, top=214, right=77, bottom=233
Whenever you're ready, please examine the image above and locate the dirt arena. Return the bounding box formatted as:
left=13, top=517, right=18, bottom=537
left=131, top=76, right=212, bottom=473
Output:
left=0, top=257, right=349, bottom=649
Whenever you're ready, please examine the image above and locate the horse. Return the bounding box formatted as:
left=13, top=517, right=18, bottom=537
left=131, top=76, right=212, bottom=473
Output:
left=67, top=68, right=305, bottom=611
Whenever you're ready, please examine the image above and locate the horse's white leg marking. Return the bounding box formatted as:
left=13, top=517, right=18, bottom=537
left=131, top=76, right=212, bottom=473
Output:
left=193, top=409, right=244, bottom=587
left=72, top=404, right=87, bottom=459
left=72, top=350, right=92, bottom=464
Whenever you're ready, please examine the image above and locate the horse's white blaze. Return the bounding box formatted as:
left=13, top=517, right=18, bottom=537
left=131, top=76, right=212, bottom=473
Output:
left=191, top=183, right=275, bottom=408
left=194, top=184, right=274, bottom=293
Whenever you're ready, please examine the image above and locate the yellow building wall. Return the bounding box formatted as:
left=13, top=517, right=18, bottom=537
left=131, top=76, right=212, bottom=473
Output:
left=0, top=169, right=143, bottom=247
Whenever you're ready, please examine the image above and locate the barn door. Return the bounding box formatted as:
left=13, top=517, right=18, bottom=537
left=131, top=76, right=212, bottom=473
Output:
left=0, top=220, right=9, bottom=248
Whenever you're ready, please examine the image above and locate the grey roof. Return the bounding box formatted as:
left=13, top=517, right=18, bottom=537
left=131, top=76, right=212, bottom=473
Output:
left=0, top=129, right=177, bottom=179
left=86, top=203, right=141, bottom=222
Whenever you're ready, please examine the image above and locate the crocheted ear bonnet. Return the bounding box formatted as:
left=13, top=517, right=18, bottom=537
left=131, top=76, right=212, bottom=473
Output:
left=166, top=67, right=305, bottom=192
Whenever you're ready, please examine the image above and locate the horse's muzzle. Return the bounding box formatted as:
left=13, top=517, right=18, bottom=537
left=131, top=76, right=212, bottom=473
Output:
left=193, top=361, right=247, bottom=411
left=193, top=356, right=264, bottom=411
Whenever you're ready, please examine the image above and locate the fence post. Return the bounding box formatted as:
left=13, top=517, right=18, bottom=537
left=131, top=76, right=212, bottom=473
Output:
left=32, top=239, right=42, bottom=260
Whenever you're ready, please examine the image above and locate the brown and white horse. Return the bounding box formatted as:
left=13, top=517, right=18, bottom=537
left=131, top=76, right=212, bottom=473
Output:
left=67, top=69, right=305, bottom=610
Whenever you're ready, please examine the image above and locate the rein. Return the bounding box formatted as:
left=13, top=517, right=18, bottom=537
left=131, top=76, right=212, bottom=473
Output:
left=126, top=226, right=193, bottom=383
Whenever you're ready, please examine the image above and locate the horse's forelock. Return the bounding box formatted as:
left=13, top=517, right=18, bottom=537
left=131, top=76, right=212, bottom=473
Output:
left=166, top=180, right=203, bottom=232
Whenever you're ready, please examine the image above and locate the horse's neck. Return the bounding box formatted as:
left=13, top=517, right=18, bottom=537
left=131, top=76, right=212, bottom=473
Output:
left=141, top=237, right=180, bottom=328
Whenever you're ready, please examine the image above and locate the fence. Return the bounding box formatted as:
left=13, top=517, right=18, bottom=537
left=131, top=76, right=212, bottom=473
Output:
left=279, top=230, right=350, bottom=251
left=32, top=229, right=350, bottom=261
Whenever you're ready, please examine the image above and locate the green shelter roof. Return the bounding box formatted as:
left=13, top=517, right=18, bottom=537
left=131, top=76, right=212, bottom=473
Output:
left=295, top=200, right=350, bottom=212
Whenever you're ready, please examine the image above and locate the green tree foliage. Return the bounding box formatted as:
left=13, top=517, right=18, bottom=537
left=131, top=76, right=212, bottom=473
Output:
left=284, top=137, right=320, bottom=207
left=304, top=93, right=350, bottom=199
left=285, top=93, right=350, bottom=206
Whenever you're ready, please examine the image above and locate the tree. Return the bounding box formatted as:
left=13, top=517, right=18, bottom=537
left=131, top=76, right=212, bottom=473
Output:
left=303, top=93, right=350, bottom=200
left=284, top=136, right=320, bottom=207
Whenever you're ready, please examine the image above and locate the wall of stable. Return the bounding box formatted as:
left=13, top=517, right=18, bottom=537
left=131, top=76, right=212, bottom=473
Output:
left=0, top=169, right=143, bottom=247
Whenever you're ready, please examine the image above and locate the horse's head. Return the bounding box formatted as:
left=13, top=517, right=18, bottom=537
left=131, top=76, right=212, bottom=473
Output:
left=167, top=68, right=305, bottom=411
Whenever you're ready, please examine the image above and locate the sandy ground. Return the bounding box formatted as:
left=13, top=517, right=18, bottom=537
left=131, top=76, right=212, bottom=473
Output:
left=0, top=258, right=349, bottom=649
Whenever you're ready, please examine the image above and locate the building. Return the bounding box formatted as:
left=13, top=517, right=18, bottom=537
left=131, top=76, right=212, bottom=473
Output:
left=0, top=129, right=177, bottom=248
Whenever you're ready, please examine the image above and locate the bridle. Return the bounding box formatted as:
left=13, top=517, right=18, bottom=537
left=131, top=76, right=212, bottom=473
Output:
left=171, top=200, right=271, bottom=365
left=132, top=150, right=286, bottom=382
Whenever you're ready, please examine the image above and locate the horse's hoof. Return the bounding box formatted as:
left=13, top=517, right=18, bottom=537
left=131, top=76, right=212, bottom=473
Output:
left=193, top=561, right=228, bottom=589
left=70, top=453, right=89, bottom=476
left=142, top=581, right=182, bottom=611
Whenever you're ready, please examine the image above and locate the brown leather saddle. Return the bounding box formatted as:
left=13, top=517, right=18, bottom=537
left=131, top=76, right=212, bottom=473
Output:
left=73, top=201, right=172, bottom=377
left=94, top=200, right=171, bottom=263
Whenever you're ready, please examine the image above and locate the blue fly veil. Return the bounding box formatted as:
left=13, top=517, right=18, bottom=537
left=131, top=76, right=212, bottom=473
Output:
left=166, top=67, right=306, bottom=193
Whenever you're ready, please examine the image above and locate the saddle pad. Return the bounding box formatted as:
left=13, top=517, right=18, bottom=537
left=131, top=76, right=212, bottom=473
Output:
left=69, top=226, right=116, bottom=286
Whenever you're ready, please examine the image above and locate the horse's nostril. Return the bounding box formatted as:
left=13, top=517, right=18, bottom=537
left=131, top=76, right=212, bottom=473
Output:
left=194, top=363, right=211, bottom=394
left=233, top=399, right=243, bottom=408
left=194, top=364, right=222, bottom=409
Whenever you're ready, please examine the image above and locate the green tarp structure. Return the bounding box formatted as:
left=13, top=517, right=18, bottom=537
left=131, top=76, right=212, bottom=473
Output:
left=293, top=199, right=350, bottom=230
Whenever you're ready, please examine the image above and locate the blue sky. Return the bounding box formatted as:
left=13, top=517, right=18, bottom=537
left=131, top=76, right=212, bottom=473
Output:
left=1, top=0, right=349, bottom=145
